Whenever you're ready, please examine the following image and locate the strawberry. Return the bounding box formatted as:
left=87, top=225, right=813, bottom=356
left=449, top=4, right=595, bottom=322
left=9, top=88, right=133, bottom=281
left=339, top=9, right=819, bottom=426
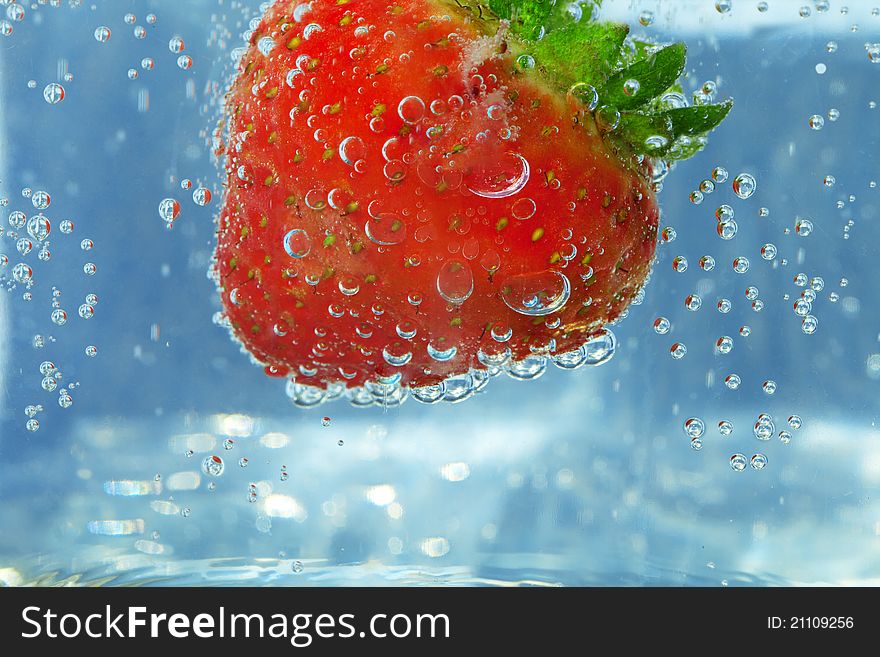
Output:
left=212, top=0, right=731, bottom=406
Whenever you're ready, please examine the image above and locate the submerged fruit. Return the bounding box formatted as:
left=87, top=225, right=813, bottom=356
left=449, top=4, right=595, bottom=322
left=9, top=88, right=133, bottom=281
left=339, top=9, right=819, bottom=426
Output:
left=213, top=0, right=731, bottom=404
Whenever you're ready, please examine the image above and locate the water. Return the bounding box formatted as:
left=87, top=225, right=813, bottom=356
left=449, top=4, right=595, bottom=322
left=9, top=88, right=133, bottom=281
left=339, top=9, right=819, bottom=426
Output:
left=1, top=1, right=879, bottom=587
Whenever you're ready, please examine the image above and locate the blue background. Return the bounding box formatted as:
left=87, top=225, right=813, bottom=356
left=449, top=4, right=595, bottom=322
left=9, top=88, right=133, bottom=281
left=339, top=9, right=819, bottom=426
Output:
left=0, top=0, right=878, bottom=585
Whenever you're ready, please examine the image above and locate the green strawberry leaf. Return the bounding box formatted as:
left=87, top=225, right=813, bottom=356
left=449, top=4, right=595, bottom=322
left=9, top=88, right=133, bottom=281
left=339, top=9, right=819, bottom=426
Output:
left=527, top=21, right=629, bottom=90
left=664, top=100, right=733, bottom=139
left=597, top=43, right=687, bottom=111
left=615, top=99, right=733, bottom=161
left=488, top=0, right=603, bottom=38
left=615, top=112, right=673, bottom=153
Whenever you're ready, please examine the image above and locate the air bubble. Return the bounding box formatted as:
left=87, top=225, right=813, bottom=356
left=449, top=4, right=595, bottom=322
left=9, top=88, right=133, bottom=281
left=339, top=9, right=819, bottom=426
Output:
left=436, top=259, right=474, bottom=304
left=801, top=315, right=819, bottom=334
left=732, top=173, right=757, bottom=199
left=158, top=198, right=180, bottom=223
left=283, top=229, right=311, bottom=258
left=397, top=96, right=425, bottom=123
left=684, top=417, right=705, bottom=438
left=168, top=36, right=185, bottom=53
left=94, top=26, right=111, bottom=43
left=500, top=271, right=571, bottom=316
left=193, top=187, right=212, bottom=206
left=795, top=218, right=813, bottom=236
left=753, top=415, right=775, bottom=440
left=199, top=455, right=224, bottom=477
left=43, top=83, right=65, bottom=105
left=653, top=317, right=671, bottom=334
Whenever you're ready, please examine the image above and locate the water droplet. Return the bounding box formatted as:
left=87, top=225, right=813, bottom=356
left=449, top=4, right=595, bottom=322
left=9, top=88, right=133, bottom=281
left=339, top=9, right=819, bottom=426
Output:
left=427, top=341, right=458, bottom=362
left=712, top=166, right=729, bottom=183
left=383, top=344, right=413, bottom=367
left=623, top=78, right=640, bottom=96
left=192, top=187, right=212, bottom=206
left=339, top=136, right=366, bottom=166
left=717, top=219, right=738, bottom=240
left=760, top=243, right=777, bottom=260
left=158, top=198, right=180, bottom=223
left=8, top=210, right=26, bottom=229
left=684, top=417, right=705, bottom=438
left=436, top=259, right=474, bottom=304
left=51, top=309, right=67, bottom=326
left=511, top=197, right=537, bottom=220
left=802, top=314, right=819, bottom=334
left=795, top=218, right=813, bottom=236
left=716, top=336, right=734, bottom=354
left=653, top=317, right=671, bottom=334
left=202, top=455, right=225, bottom=477
left=365, top=214, right=406, bottom=245
left=491, top=324, right=513, bottom=342
left=43, top=83, right=65, bottom=105
left=168, top=36, right=185, bottom=53
left=500, top=271, right=571, bottom=316
left=465, top=152, right=530, bottom=199
left=397, top=96, right=425, bottom=123
left=94, top=25, right=111, bottom=43
left=732, top=173, right=757, bottom=199
left=568, top=82, right=598, bottom=111
left=596, top=105, right=620, bottom=131
left=26, top=214, right=50, bottom=241
left=12, top=262, right=32, bottom=284
left=283, top=229, right=311, bottom=258
left=754, top=415, right=775, bottom=441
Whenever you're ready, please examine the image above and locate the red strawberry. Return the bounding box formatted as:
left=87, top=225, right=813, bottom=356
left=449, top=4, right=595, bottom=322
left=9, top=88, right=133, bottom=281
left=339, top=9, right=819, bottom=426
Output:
left=212, top=0, right=730, bottom=405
